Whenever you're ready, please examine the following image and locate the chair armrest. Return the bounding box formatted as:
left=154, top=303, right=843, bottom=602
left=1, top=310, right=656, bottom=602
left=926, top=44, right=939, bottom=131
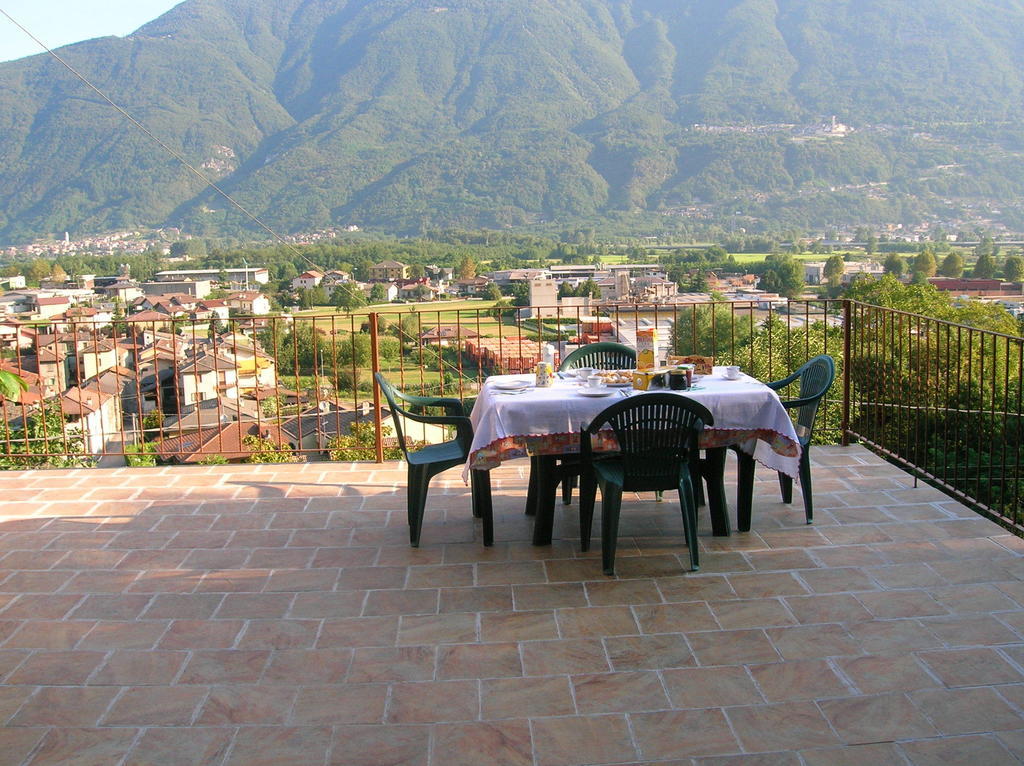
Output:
left=396, top=392, right=467, bottom=417
left=779, top=393, right=826, bottom=410
left=766, top=370, right=801, bottom=391
left=407, top=413, right=474, bottom=450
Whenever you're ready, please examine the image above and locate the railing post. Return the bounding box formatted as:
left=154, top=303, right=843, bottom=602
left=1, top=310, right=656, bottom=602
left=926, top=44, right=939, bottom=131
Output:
left=369, top=312, right=384, bottom=463
left=841, top=299, right=852, bottom=446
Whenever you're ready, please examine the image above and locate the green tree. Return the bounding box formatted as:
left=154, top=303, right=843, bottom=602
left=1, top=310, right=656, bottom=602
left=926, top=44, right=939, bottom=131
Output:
left=1004, top=255, right=1024, bottom=283
left=455, top=255, right=478, bottom=279
left=911, top=249, right=937, bottom=281
left=482, top=282, right=502, bottom=301
left=883, top=254, right=906, bottom=277
left=0, top=401, right=91, bottom=469
left=973, top=250, right=997, bottom=279
left=823, top=255, right=845, bottom=289
left=369, top=283, right=389, bottom=303
left=759, top=254, right=805, bottom=298
left=939, top=251, right=964, bottom=278
left=332, top=283, right=367, bottom=311
left=242, top=434, right=295, bottom=463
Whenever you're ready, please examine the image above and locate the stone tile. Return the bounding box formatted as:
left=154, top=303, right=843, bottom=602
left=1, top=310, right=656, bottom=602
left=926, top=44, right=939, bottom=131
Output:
left=910, top=687, right=1024, bottom=735
left=556, top=606, right=639, bottom=637
left=263, top=648, right=353, bottom=684
left=6, top=650, right=106, bottom=685
left=531, top=714, right=637, bottom=766
left=431, top=721, right=533, bottom=766
left=513, top=582, right=587, bottom=610
left=604, top=633, right=695, bottom=671
left=481, top=610, right=559, bottom=642
left=290, top=684, right=387, bottom=725
left=11, top=687, right=119, bottom=726
left=662, top=666, right=763, bottom=708
left=799, top=743, right=907, bottom=765
left=4, top=620, right=96, bottom=649
left=765, top=624, right=861, bottom=660
left=398, top=613, right=478, bottom=645
left=836, top=653, right=940, bottom=694
left=387, top=680, right=479, bottom=723
left=899, top=735, right=1019, bottom=766
left=236, top=619, right=320, bottom=649
left=633, top=601, right=718, bottom=633
left=101, top=685, right=208, bottom=725
left=748, top=659, right=849, bottom=702
left=159, top=619, right=245, bottom=649
left=198, top=684, right=298, bottom=724
left=178, top=649, right=270, bottom=684
left=632, top=708, right=739, bottom=759
left=711, top=599, right=797, bottom=630
left=727, top=701, right=840, bottom=751
left=224, top=726, right=332, bottom=766
left=25, top=727, right=137, bottom=766
left=124, top=727, right=233, bottom=766
left=818, top=693, right=938, bottom=744
left=521, top=638, right=610, bottom=676
left=440, top=585, right=513, bottom=613
left=318, top=616, right=398, bottom=648
left=482, top=675, right=575, bottom=719
left=572, top=670, right=669, bottom=714
left=348, top=646, right=435, bottom=683
left=89, top=649, right=186, bottom=685
left=329, top=724, right=429, bottom=766
left=917, top=647, right=1024, bottom=687
left=437, top=642, right=522, bottom=679
left=0, top=728, right=47, bottom=766
left=688, top=629, right=780, bottom=666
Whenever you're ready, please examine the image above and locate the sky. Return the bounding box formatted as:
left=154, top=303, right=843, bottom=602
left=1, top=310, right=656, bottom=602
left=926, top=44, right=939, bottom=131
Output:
left=0, top=1, right=182, bottom=63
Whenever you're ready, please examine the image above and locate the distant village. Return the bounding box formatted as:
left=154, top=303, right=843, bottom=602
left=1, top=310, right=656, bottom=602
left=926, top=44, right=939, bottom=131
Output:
left=1, top=251, right=1022, bottom=466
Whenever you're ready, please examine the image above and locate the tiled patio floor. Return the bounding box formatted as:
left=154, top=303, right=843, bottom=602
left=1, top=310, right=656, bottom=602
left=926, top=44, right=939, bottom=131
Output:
left=2, top=446, right=1024, bottom=764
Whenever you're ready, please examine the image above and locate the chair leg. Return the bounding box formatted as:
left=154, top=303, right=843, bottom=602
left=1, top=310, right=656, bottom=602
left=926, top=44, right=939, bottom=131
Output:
left=531, top=456, right=560, bottom=546
left=736, top=451, right=756, bottom=533
left=691, top=452, right=706, bottom=507
left=702, top=448, right=731, bottom=537
left=578, top=468, right=597, bottom=552
left=600, top=482, right=623, bottom=576
left=406, top=464, right=430, bottom=547
left=561, top=476, right=576, bottom=506
left=678, top=474, right=700, bottom=572
left=471, top=469, right=494, bottom=546
left=778, top=472, right=794, bottom=504
left=798, top=452, right=813, bottom=524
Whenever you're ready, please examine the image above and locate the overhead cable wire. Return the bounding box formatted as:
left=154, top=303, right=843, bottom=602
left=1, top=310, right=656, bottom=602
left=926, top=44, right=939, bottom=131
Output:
left=0, top=7, right=328, bottom=275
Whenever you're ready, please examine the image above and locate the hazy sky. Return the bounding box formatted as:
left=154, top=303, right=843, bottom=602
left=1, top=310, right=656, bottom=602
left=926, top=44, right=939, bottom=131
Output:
left=0, top=1, right=182, bottom=63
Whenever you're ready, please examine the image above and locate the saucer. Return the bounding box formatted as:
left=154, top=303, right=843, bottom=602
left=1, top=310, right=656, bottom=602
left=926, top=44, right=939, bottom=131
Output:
left=492, top=380, right=532, bottom=391
left=577, top=387, right=614, bottom=397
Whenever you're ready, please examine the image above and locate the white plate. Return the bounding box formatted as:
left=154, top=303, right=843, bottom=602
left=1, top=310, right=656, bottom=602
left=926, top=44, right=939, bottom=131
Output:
left=492, top=380, right=532, bottom=391
left=603, top=382, right=633, bottom=388
left=577, top=388, right=614, bottom=397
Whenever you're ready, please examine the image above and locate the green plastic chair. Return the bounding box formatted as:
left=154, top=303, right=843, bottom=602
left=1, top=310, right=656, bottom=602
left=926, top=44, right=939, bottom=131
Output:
left=734, top=354, right=836, bottom=531
left=559, top=341, right=637, bottom=372
left=578, top=393, right=712, bottom=575
left=374, top=373, right=492, bottom=547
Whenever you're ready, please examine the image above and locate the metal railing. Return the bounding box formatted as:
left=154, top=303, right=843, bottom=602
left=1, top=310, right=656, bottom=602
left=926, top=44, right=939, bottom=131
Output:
left=0, top=299, right=1020, bottom=531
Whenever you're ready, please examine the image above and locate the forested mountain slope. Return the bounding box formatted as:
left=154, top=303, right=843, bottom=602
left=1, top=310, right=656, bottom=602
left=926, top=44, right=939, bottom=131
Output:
left=2, top=0, right=1024, bottom=241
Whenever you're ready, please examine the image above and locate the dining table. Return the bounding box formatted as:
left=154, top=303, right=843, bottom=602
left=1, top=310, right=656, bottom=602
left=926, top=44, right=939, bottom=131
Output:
left=465, top=366, right=802, bottom=544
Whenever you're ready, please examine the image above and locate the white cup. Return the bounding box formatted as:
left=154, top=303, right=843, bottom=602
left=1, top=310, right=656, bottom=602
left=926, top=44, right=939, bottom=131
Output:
left=574, top=367, right=594, bottom=380
left=586, top=373, right=605, bottom=389
left=724, top=366, right=741, bottom=380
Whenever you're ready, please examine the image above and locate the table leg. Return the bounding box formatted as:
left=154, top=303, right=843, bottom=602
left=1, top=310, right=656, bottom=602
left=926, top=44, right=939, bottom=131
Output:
left=525, top=457, right=539, bottom=517
left=470, top=469, right=494, bottom=546
left=736, top=451, right=755, bottom=533
left=701, top=447, right=732, bottom=537
left=531, top=456, right=559, bottom=545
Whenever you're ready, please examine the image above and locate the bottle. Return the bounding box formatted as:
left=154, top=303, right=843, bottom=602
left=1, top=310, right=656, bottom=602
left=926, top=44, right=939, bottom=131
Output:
left=542, top=343, right=555, bottom=369
left=535, top=361, right=552, bottom=387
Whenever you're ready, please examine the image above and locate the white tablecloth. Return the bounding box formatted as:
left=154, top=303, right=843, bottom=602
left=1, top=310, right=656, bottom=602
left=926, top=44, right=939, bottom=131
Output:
left=466, top=367, right=801, bottom=480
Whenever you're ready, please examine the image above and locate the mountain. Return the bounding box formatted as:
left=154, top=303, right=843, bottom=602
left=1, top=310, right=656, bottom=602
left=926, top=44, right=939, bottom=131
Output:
left=3, top=0, right=1024, bottom=243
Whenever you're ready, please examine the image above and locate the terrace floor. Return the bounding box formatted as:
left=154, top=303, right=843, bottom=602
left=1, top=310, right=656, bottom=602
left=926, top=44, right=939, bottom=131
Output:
left=2, top=447, right=1024, bottom=765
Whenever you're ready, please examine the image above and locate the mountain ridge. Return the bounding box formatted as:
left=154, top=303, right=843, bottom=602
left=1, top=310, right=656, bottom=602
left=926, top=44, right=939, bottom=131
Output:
left=3, top=0, right=1024, bottom=243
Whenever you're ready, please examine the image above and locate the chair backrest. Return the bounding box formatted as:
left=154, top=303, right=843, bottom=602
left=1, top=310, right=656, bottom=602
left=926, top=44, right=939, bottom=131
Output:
left=582, top=393, right=713, bottom=491
left=559, top=342, right=637, bottom=372
left=792, top=355, right=836, bottom=440
left=374, top=372, right=412, bottom=460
